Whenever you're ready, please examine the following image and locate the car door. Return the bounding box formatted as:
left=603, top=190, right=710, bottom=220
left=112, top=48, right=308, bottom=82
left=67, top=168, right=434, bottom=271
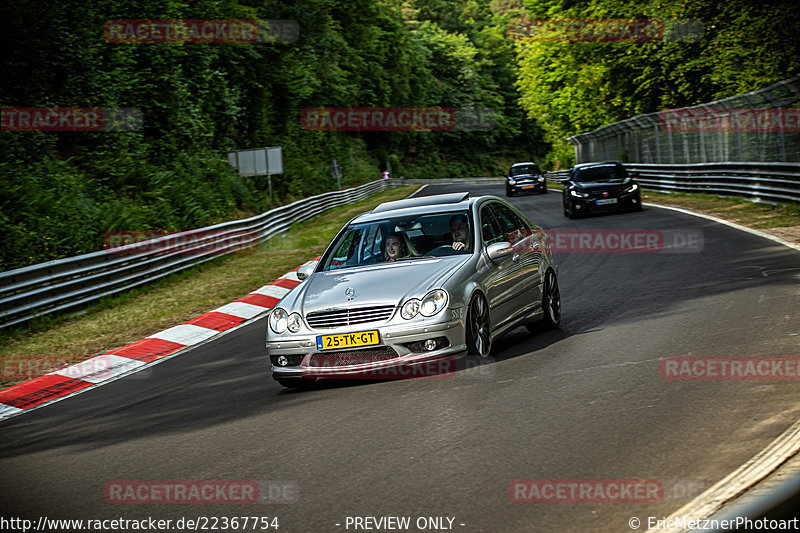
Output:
left=478, top=201, right=528, bottom=332
left=491, top=202, right=543, bottom=317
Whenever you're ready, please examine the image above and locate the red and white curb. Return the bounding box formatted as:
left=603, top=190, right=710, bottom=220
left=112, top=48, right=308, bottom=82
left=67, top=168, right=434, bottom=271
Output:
left=0, top=258, right=319, bottom=423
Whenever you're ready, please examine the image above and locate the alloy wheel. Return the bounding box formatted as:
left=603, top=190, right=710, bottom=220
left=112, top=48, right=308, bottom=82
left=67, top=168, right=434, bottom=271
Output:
left=467, top=294, right=492, bottom=357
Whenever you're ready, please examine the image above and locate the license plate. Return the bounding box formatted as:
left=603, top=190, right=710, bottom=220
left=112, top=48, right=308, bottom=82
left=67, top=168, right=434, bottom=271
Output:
left=596, top=198, right=618, bottom=205
left=522, top=185, right=534, bottom=189
left=316, top=330, right=380, bottom=351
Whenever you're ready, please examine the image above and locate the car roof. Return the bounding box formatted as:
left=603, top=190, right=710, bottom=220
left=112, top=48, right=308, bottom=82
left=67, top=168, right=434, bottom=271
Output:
left=573, top=161, right=623, bottom=169
left=511, top=162, right=538, bottom=167
left=355, top=192, right=478, bottom=222
left=349, top=193, right=532, bottom=228
left=372, top=192, right=470, bottom=213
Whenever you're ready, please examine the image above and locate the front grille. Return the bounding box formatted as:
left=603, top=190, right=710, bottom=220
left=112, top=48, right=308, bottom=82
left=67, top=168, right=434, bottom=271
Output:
left=306, top=305, right=395, bottom=329
left=588, top=188, right=622, bottom=199
left=308, top=346, right=399, bottom=367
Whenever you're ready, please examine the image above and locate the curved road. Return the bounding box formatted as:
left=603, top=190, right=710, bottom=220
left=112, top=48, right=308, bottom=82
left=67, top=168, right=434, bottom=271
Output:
left=1, top=184, right=799, bottom=532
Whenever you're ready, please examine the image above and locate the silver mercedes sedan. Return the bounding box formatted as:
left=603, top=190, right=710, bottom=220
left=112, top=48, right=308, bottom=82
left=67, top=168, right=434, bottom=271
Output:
left=266, top=192, right=560, bottom=388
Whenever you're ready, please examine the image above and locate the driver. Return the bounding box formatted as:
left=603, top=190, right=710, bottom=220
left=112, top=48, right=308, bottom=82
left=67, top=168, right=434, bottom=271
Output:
left=449, top=214, right=470, bottom=251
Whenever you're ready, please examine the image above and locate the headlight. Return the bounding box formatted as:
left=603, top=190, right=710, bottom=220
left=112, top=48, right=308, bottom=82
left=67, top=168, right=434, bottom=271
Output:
left=624, top=183, right=638, bottom=193
left=269, top=308, right=288, bottom=333
left=420, top=290, right=448, bottom=317
left=508, top=178, right=516, bottom=185
left=570, top=189, right=588, bottom=198
left=401, top=299, right=421, bottom=320
left=287, top=312, right=302, bottom=333
left=402, top=290, right=448, bottom=319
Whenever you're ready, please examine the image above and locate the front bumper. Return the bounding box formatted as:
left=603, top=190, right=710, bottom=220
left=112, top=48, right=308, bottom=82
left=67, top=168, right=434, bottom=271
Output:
left=568, top=190, right=640, bottom=214
left=267, top=314, right=467, bottom=381
left=509, top=180, right=546, bottom=194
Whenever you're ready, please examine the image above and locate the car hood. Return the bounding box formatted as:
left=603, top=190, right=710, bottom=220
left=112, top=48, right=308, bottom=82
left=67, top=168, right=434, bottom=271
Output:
left=280, top=256, right=470, bottom=314
left=574, top=178, right=631, bottom=190
left=510, top=173, right=539, bottom=179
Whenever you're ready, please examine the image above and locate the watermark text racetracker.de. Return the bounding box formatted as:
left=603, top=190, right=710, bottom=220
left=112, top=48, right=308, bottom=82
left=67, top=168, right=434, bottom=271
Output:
left=661, top=356, right=800, bottom=380
left=1, top=108, right=142, bottom=132
left=659, top=107, right=800, bottom=133
left=510, top=479, right=662, bottom=503
left=542, top=229, right=704, bottom=254
left=103, top=19, right=299, bottom=43
left=0, top=355, right=147, bottom=383
left=300, top=107, right=496, bottom=132
left=103, top=229, right=258, bottom=255
left=302, top=355, right=497, bottom=381
left=508, top=18, right=703, bottom=42
left=509, top=479, right=706, bottom=504
left=104, top=480, right=298, bottom=504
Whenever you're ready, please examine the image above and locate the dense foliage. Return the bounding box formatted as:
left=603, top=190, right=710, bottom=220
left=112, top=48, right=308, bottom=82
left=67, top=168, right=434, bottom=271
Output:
left=515, top=0, right=800, bottom=166
left=0, top=0, right=544, bottom=270
left=1, top=0, right=797, bottom=269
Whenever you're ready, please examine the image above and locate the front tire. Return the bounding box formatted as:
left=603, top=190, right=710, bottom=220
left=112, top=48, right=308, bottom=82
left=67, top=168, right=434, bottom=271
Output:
left=466, top=293, right=492, bottom=358
left=564, top=200, right=577, bottom=219
left=539, top=269, right=561, bottom=329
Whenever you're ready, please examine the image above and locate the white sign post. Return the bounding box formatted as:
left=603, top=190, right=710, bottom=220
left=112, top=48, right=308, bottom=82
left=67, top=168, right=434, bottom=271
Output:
left=228, top=147, right=283, bottom=207
left=331, top=159, right=342, bottom=190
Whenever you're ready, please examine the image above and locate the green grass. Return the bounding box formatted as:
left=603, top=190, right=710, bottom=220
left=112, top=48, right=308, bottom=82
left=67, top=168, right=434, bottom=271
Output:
left=640, top=190, right=800, bottom=229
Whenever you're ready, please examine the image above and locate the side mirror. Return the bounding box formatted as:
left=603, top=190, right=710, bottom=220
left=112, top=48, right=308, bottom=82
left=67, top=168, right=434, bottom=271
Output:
left=296, top=261, right=318, bottom=280
left=486, top=242, right=513, bottom=261
left=503, top=173, right=509, bottom=178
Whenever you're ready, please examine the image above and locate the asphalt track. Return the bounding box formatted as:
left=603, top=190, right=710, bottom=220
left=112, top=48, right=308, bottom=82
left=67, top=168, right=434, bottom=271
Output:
left=1, top=184, right=799, bottom=532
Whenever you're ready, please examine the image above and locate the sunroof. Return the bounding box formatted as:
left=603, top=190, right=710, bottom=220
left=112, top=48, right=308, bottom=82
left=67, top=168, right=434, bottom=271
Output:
left=371, top=192, right=470, bottom=213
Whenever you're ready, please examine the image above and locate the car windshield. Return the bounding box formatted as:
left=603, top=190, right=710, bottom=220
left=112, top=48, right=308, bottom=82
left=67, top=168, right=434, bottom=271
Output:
left=320, top=211, right=473, bottom=271
left=574, top=164, right=628, bottom=182
left=510, top=164, right=540, bottom=176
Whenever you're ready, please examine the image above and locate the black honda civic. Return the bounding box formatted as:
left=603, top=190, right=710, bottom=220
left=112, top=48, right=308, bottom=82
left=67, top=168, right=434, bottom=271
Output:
left=562, top=161, right=642, bottom=218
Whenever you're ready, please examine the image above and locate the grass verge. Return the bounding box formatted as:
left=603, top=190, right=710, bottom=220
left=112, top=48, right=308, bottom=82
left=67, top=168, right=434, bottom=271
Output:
left=0, top=185, right=418, bottom=386
left=640, top=190, right=800, bottom=232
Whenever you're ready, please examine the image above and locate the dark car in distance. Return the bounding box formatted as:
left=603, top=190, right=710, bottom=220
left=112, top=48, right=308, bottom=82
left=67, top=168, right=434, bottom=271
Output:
left=562, top=161, right=642, bottom=219
left=505, top=162, right=546, bottom=196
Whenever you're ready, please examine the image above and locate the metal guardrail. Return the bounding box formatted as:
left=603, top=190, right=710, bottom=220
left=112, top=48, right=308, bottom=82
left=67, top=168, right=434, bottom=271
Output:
left=3, top=165, right=796, bottom=329
left=400, top=177, right=504, bottom=185
left=627, top=162, right=800, bottom=203
left=568, top=77, right=800, bottom=164
left=0, top=179, right=399, bottom=329
left=543, top=170, right=570, bottom=182
left=545, top=163, right=800, bottom=204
